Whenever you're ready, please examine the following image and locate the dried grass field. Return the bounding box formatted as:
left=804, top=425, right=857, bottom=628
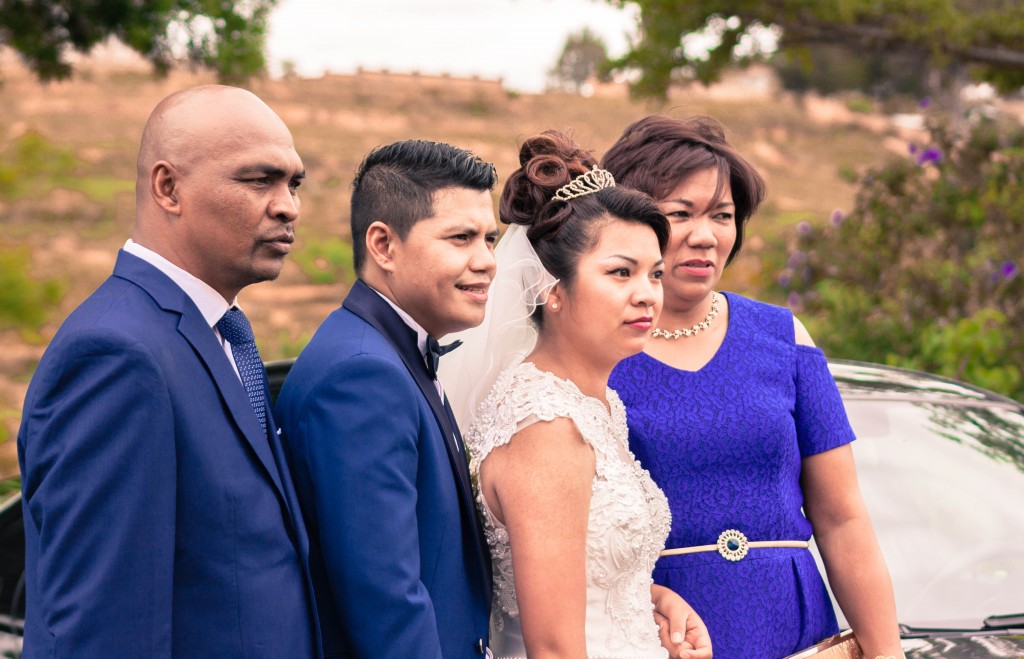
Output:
left=0, top=54, right=909, bottom=476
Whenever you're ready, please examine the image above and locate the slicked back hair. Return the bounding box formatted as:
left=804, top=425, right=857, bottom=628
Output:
left=350, top=139, right=497, bottom=274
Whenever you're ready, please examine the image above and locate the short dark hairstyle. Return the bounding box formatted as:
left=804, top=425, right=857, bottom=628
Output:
left=500, top=130, right=669, bottom=326
left=601, top=115, right=766, bottom=265
left=350, top=139, right=497, bottom=273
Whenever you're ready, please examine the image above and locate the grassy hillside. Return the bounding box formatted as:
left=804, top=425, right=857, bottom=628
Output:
left=0, top=58, right=905, bottom=476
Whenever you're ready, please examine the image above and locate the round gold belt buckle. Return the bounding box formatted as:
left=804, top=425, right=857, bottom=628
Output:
left=717, top=529, right=749, bottom=561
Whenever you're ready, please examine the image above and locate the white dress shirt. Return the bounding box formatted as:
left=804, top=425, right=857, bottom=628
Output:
left=369, top=287, right=459, bottom=450
left=123, top=239, right=243, bottom=379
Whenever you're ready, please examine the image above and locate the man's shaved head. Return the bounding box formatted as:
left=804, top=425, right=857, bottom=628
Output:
left=136, top=85, right=290, bottom=202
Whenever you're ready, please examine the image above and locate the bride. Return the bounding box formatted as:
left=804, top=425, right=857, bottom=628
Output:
left=442, top=131, right=711, bottom=659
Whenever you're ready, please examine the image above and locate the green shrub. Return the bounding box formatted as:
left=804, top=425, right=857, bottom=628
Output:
left=292, top=236, right=354, bottom=285
left=0, top=129, right=133, bottom=202
left=844, top=96, right=874, bottom=114
left=71, top=176, right=136, bottom=203
left=0, top=130, right=76, bottom=198
left=0, top=246, right=64, bottom=334
left=0, top=407, right=19, bottom=444
left=907, top=309, right=1021, bottom=396
left=262, top=330, right=312, bottom=361
left=783, top=115, right=1024, bottom=401
left=0, top=475, right=19, bottom=497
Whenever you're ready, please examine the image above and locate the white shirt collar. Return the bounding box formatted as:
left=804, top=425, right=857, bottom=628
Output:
left=368, top=286, right=429, bottom=357
left=123, top=239, right=236, bottom=328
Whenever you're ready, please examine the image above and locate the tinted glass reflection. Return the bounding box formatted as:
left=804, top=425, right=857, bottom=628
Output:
left=819, top=395, right=1024, bottom=628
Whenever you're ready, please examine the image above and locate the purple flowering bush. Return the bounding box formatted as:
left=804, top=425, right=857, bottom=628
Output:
left=783, top=116, right=1024, bottom=401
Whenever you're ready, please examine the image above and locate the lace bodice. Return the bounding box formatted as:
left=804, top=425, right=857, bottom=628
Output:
left=464, top=361, right=671, bottom=658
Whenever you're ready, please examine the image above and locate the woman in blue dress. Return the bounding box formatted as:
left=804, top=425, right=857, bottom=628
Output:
left=602, top=115, right=903, bottom=659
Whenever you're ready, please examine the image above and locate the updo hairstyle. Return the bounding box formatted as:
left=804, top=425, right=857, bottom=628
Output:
left=499, top=130, right=669, bottom=296
left=601, top=115, right=766, bottom=265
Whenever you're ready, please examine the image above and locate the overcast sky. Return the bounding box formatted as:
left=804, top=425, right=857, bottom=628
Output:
left=266, top=0, right=639, bottom=92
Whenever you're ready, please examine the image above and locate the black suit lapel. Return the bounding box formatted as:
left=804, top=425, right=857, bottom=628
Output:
left=343, top=282, right=472, bottom=487
left=343, top=281, right=492, bottom=593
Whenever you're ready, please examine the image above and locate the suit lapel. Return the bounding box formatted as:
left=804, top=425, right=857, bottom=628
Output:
left=177, top=309, right=288, bottom=498
left=111, top=251, right=319, bottom=650
left=343, top=282, right=490, bottom=586
left=439, top=386, right=494, bottom=604
left=266, top=413, right=307, bottom=546
left=112, top=251, right=288, bottom=504
left=343, top=282, right=472, bottom=487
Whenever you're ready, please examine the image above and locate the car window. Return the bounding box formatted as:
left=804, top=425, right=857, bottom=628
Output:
left=813, top=395, right=1024, bottom=628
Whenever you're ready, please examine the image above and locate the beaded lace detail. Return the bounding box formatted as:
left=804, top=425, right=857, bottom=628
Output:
left=464, top=361, right=671, bottom=656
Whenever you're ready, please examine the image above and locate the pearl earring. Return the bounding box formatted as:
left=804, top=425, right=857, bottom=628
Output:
left=550, top=302, right=559, bottom=310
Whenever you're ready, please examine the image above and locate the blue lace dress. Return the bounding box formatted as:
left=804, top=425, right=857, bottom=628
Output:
left=608, top=293, right=855, bottom=659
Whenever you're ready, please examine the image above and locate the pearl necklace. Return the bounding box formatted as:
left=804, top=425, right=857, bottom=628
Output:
left=651, top=293, right=720, bottom=339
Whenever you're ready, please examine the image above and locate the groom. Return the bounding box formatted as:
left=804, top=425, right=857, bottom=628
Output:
left=276, top=140, right=498, bottom=658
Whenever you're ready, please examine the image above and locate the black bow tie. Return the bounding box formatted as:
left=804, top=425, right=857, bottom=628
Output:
left=426, top=337, right=463, bottom=379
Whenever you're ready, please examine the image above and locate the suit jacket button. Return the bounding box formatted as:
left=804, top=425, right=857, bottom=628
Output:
left=476, top=638, right=486, bottom=654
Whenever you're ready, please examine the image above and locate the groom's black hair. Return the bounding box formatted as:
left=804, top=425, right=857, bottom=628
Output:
left=350, top=139, right=497, bottom=274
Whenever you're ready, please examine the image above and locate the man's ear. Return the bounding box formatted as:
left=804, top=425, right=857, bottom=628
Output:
left=365, top=221, right=399, bottom=273
left=151, top=161, right=181, bottom=214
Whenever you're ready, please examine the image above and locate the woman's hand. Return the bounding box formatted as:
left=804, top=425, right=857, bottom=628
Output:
left=651, top=584, right=713, bottom=659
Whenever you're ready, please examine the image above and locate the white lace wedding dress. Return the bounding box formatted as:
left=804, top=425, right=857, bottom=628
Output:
left=464, top=361, right=672, bottom=659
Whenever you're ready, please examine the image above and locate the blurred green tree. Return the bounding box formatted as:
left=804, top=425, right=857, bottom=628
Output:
left=782, top=114, right=1024, bottom=401
left=606, top=0, right=1024, bottom=98
left=771, top=44, right=929, bottom=102
left=549, top=27, right=611, bottom=93
left=0, top=0, right=276, bottom=83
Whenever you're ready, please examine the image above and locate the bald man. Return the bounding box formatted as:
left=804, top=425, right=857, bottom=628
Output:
left=17, top=86, right=319, bottom=658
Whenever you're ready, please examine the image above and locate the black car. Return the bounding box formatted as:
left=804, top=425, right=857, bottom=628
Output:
left=2, top=359, right=1023, bottom=657
left=818, top=360, right=1024, bottom=655
left=0, top=485, right=23, bottom=659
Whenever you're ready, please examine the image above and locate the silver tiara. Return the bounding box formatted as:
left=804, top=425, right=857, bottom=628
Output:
left=552, top=165, right=616, bottom=202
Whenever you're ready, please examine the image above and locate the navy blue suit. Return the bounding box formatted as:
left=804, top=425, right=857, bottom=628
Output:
left=17, top=251, right=319, bottom=658
left=276, top=280, right=491, bottom=658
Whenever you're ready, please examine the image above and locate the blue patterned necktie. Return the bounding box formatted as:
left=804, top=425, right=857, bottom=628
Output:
left=216, top=307, right=268, bottom=432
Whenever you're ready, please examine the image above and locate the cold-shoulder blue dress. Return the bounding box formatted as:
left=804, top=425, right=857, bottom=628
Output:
left=609, top=292, right=856, bottom=659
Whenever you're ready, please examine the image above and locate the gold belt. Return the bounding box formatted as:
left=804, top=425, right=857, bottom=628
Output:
left=660, top=529, right=809, bottom=562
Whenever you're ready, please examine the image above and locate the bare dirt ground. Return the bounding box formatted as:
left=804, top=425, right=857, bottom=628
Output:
left=0, top=53, right=923, bottom=476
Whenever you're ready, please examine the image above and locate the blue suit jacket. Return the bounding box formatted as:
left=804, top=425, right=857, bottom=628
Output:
left=276, top=280, right=491, bottom=659
left=17, top=251, right=319, bottom=658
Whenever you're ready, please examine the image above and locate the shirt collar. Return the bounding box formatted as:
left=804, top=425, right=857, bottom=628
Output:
left=368, top=286, right=429, bottom=357
left=123, top=239, right=236, bottom=328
